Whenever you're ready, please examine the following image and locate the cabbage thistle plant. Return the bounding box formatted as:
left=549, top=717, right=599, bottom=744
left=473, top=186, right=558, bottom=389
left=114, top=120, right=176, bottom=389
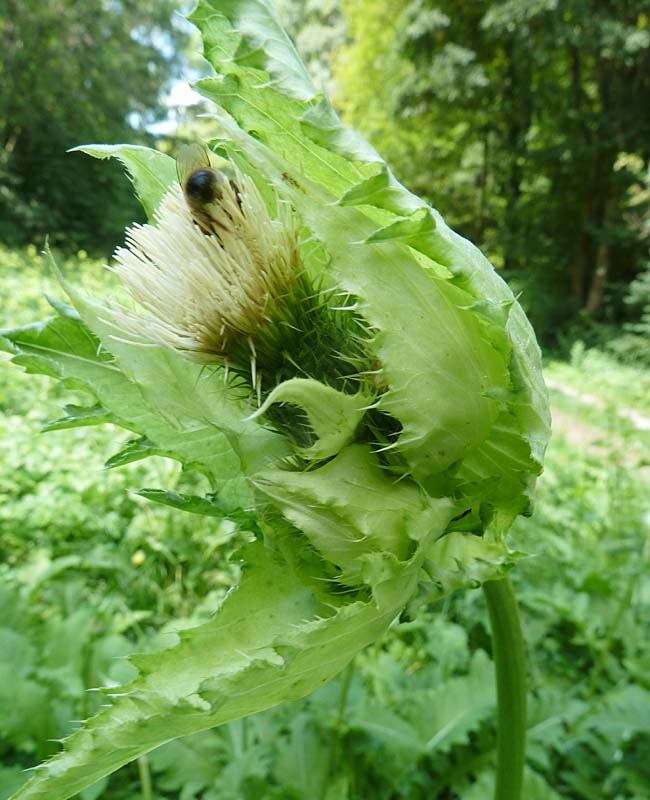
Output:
left=2, top=2, right=550, bottom=799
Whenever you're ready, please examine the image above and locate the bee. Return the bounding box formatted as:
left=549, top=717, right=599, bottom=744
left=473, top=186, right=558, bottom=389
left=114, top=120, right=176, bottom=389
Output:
left=176, top=143, right=241, bottom=236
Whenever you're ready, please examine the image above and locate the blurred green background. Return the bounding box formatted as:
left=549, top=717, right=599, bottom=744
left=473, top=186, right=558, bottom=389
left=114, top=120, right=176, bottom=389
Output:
left=1, top=2, right=649, bottom=799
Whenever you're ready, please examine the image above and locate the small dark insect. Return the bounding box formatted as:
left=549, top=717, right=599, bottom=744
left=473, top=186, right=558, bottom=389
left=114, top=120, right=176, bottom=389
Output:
left=176, top=143, right=240, bottom=235
left=185, top=168, right=225, bottom=206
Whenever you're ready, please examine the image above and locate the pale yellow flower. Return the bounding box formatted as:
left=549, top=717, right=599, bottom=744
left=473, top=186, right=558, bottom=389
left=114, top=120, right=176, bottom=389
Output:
left=110, top=171, right=300, bottom=365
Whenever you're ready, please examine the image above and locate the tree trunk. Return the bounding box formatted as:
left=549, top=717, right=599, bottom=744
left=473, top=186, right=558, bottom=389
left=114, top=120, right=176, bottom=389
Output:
left=475, top=132, right=490, bottom=243
left=585, top=193, right=617, bottom=313
left=570, top=195, right=593, bottom=303
left=502, top=41, right=533, bottom=273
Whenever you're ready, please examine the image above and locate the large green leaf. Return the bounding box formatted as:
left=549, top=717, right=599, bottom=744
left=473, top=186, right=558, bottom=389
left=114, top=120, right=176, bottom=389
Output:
left=190, top=0, right=549, bottom=520
left=69, top=145, right=177, bottom=220
left=0, top=308, right=248, bottom=507
left=8, top=527, right=453, bottom=799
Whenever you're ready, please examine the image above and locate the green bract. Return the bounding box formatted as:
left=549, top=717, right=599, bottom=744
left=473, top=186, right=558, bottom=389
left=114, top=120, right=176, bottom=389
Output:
left=1, top=2, right=550, bottom=798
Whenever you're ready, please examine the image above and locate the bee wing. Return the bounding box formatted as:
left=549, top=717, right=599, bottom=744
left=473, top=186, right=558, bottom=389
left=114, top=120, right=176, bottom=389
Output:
left=176, top=143, right=212, bottom=188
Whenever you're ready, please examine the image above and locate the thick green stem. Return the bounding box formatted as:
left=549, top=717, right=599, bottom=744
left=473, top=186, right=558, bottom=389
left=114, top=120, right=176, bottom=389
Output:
left=483, top=576, right=526, bottom=800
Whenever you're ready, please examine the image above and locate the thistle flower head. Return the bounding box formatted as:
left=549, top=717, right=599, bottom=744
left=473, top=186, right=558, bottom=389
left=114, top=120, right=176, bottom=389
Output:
left=108, top=156, right=378, bottom=447
left=111, top=169, right=300, bottom=364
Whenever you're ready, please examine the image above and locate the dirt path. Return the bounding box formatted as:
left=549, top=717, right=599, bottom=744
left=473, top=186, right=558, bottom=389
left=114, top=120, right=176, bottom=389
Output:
left=546, top=378, right=650, bottom=431
left=546, top=379, right=650, bottom=475
left=549, top=407, right=608, bottom=450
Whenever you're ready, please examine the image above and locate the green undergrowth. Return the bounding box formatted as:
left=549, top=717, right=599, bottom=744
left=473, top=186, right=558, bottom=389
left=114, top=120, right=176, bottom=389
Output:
left=1, top=253, right=649, bottom=798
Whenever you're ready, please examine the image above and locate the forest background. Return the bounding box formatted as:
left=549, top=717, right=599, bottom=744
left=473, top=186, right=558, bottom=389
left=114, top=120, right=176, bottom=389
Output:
left=1, top=2, right=650, bottom=799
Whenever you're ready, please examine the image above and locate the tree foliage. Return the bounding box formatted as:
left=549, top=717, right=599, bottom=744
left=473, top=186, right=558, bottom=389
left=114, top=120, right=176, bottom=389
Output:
left=0, top=0, right=186, bottom=253
left=331, top=0, right=650, bottom=341
left=274, top=0, right=346, bottom=93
